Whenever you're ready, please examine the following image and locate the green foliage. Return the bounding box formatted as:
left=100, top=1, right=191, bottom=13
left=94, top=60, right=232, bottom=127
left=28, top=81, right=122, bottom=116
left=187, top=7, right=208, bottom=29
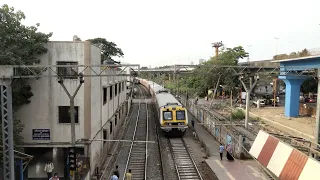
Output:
left=0, top=4, right=52, bottom=150
left=231, top=109, right=245, bottom=120
left=301, top=78, right=317, bottom=93
left=180, top=46, right=248, bottom=97
left=273, top=48, right=310, bottom=60
left=87, top=38, right=124, bottom=63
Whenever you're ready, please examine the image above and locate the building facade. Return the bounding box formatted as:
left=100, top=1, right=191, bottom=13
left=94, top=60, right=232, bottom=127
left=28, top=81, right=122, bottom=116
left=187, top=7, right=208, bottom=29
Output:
left=16, top=41, right=128, bottom=179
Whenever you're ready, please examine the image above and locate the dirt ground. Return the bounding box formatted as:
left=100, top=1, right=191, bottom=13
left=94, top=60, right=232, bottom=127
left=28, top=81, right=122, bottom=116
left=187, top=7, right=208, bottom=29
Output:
left=250, top=107, right=316, bottom=141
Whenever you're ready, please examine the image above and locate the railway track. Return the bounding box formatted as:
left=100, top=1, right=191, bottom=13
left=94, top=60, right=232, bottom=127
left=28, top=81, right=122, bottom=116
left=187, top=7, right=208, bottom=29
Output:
left=168, top=138, right=203, bottom=180
left=122, top=85, right=149, bottom=180
left=98, top=84, right=150, bottom=180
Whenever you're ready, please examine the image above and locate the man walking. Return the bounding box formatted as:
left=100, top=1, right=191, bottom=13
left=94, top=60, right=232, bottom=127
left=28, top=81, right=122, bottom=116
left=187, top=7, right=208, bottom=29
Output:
left=219, top=143, right=224, bottom=160
left=125, top=169, right=132, bottom=180
left=191, top=119, right=195, bottom=129
left=44, top=161, right=54, bottom=179
left=111, top=172, right=118, bottom=180
left=113, top=165, right=119, bottom=178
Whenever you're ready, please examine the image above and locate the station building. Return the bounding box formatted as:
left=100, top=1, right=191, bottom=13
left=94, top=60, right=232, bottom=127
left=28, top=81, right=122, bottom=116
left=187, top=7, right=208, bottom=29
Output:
left=16, top=41, right=129, bottom=179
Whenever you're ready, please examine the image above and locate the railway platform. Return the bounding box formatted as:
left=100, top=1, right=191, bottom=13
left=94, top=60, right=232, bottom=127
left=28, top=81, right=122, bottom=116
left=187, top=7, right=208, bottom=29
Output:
left=192, top=116, right=269, bottom=180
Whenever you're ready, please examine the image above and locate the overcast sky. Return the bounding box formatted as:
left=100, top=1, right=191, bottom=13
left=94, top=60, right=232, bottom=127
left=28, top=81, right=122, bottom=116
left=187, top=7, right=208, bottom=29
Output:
left=2, top=0, right=320, bottom=67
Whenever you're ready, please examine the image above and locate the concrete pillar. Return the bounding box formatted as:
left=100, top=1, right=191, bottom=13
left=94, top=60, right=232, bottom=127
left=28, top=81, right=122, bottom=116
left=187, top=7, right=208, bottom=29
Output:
left=279, top=75, right=307, bottom=117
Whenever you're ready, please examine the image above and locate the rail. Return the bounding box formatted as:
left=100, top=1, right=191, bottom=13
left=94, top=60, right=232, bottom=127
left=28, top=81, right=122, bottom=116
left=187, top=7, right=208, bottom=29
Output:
left=99, top=81, right=137, bottom=180
left=153, top=103, right=165, bottom=180
left=122, top=85, right=148, bottom=180
left=168, top=138, right=203, bottom=180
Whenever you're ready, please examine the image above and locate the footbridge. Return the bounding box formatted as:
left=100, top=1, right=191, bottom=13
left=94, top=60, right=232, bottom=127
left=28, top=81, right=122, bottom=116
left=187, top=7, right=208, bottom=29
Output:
left=272, top=55, right=320, bottom=145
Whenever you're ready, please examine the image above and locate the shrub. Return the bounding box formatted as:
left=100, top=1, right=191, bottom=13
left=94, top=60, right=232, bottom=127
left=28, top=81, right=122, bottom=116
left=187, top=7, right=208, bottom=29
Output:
left=231, top=109, right=245, bottom=120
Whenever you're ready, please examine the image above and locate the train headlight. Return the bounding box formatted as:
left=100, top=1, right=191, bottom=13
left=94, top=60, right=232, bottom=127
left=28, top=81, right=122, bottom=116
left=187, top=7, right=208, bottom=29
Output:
left=168, top=123, right=171, bottom=126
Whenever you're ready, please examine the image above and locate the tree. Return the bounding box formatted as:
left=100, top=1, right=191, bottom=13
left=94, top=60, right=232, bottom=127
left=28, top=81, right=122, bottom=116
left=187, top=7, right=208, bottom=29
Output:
left=0, top=4, right=52, bottom=151
left=273, top=48, right=310, bottom=60
left=176, top=46, right=248, bottom=97
left=87, top=38, right=124, bottom=63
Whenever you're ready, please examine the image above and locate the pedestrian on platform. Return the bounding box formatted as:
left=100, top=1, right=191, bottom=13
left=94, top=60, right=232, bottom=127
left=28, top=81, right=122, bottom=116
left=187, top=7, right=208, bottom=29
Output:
left=113, top=165, right=119, bottom=178
left=125, top=169, right=132, bottom=180
left=219, top=143, right=224, bottom=160
left=226, top=143, right=234, bottom=161
left=111, top=172, right=118, bottom=180
left=191, top=119, right=195, bottom=129
left=49, top=173, right=59, bottom=180
left=44, top=160, right=54, bottom=179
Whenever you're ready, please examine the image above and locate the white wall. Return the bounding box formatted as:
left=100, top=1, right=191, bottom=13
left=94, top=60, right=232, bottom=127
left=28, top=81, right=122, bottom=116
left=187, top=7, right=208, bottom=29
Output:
left=16, top=41, right=130, bottom=177
left=18, top=42, right=86, bottom=145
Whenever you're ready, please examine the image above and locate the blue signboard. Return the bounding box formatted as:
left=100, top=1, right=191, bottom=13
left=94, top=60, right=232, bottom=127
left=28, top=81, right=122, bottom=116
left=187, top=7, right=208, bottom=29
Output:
left=32, top=129, right=50, bottom=140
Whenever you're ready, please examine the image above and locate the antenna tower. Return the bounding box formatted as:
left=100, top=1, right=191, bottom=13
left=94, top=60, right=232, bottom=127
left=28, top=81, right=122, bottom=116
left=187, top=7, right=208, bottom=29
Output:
left=212, top=41, right=223, bottom=58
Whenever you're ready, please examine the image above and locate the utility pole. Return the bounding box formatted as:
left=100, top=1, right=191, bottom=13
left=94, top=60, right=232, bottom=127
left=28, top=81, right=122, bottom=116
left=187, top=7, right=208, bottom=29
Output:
left=209, top=75, right=221, bottom=109
left=239, top=74, right=259, bottom=129
left=0, top=67, right=15, bottom=180
left=58, top=72, right=84, bottom=180
left=273, top=77, right=277, bottom=107
left=212, top=41, right=223, bottom=58
left=247, top=45, right=252, bottom=65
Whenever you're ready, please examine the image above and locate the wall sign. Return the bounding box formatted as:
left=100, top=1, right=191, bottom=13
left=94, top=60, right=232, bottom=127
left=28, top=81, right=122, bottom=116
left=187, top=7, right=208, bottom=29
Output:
left=32, top=129, right=50, bottom=140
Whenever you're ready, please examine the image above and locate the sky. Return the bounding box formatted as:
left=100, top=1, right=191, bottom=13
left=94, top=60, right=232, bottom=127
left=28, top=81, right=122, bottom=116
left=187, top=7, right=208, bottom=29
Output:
left=2, top=0, right=320, bottom=67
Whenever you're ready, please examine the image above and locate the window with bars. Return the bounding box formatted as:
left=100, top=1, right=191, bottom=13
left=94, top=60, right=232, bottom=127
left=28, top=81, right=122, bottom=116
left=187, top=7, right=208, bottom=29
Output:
left=58, top=106, right=79, bottom=123
left=110, top=86, right=113, bottom=100
left=57, top=61, right=78, bottom=79
left=103, top=88, right=107, bottom=105
left=103, top=129, right=107, bottom=146
left=110, top=121, right=113, bottom=134
left=115, top=84, right=118, bottom=96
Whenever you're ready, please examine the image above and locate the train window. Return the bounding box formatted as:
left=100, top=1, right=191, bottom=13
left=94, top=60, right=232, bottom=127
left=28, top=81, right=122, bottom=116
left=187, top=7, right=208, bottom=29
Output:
left=176, top=110, right=186, bottom=120
left=163, top=111, right=172, bottom=120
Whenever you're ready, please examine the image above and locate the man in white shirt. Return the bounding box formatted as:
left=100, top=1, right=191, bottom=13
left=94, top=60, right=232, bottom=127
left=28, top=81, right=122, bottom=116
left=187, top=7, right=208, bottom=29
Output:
left=44, top=161, right=54, bottom=179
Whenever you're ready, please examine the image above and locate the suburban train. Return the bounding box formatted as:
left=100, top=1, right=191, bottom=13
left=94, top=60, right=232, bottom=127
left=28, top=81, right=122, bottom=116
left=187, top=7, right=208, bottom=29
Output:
left=137, top=78, right=188, bottom=136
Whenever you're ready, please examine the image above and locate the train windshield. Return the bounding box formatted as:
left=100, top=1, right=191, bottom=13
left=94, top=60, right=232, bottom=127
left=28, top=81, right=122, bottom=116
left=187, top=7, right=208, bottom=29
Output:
left=176, top=110, right=186, bottom=120
left=163, top=111, right=172, bottom=120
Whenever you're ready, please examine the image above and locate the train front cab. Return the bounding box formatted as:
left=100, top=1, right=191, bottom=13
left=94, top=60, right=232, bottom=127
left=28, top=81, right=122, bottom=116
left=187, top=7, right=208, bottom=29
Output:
left=160, top=104, right=188, bottom=136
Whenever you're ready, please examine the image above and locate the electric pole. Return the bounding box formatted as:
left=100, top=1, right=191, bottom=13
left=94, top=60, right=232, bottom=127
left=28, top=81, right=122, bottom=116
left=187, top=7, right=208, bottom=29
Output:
left=58, top=71, right=84, bottom=180
left=247, top=45, right=252, bottom=65
left=239, top=74, right=259, bottom=129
